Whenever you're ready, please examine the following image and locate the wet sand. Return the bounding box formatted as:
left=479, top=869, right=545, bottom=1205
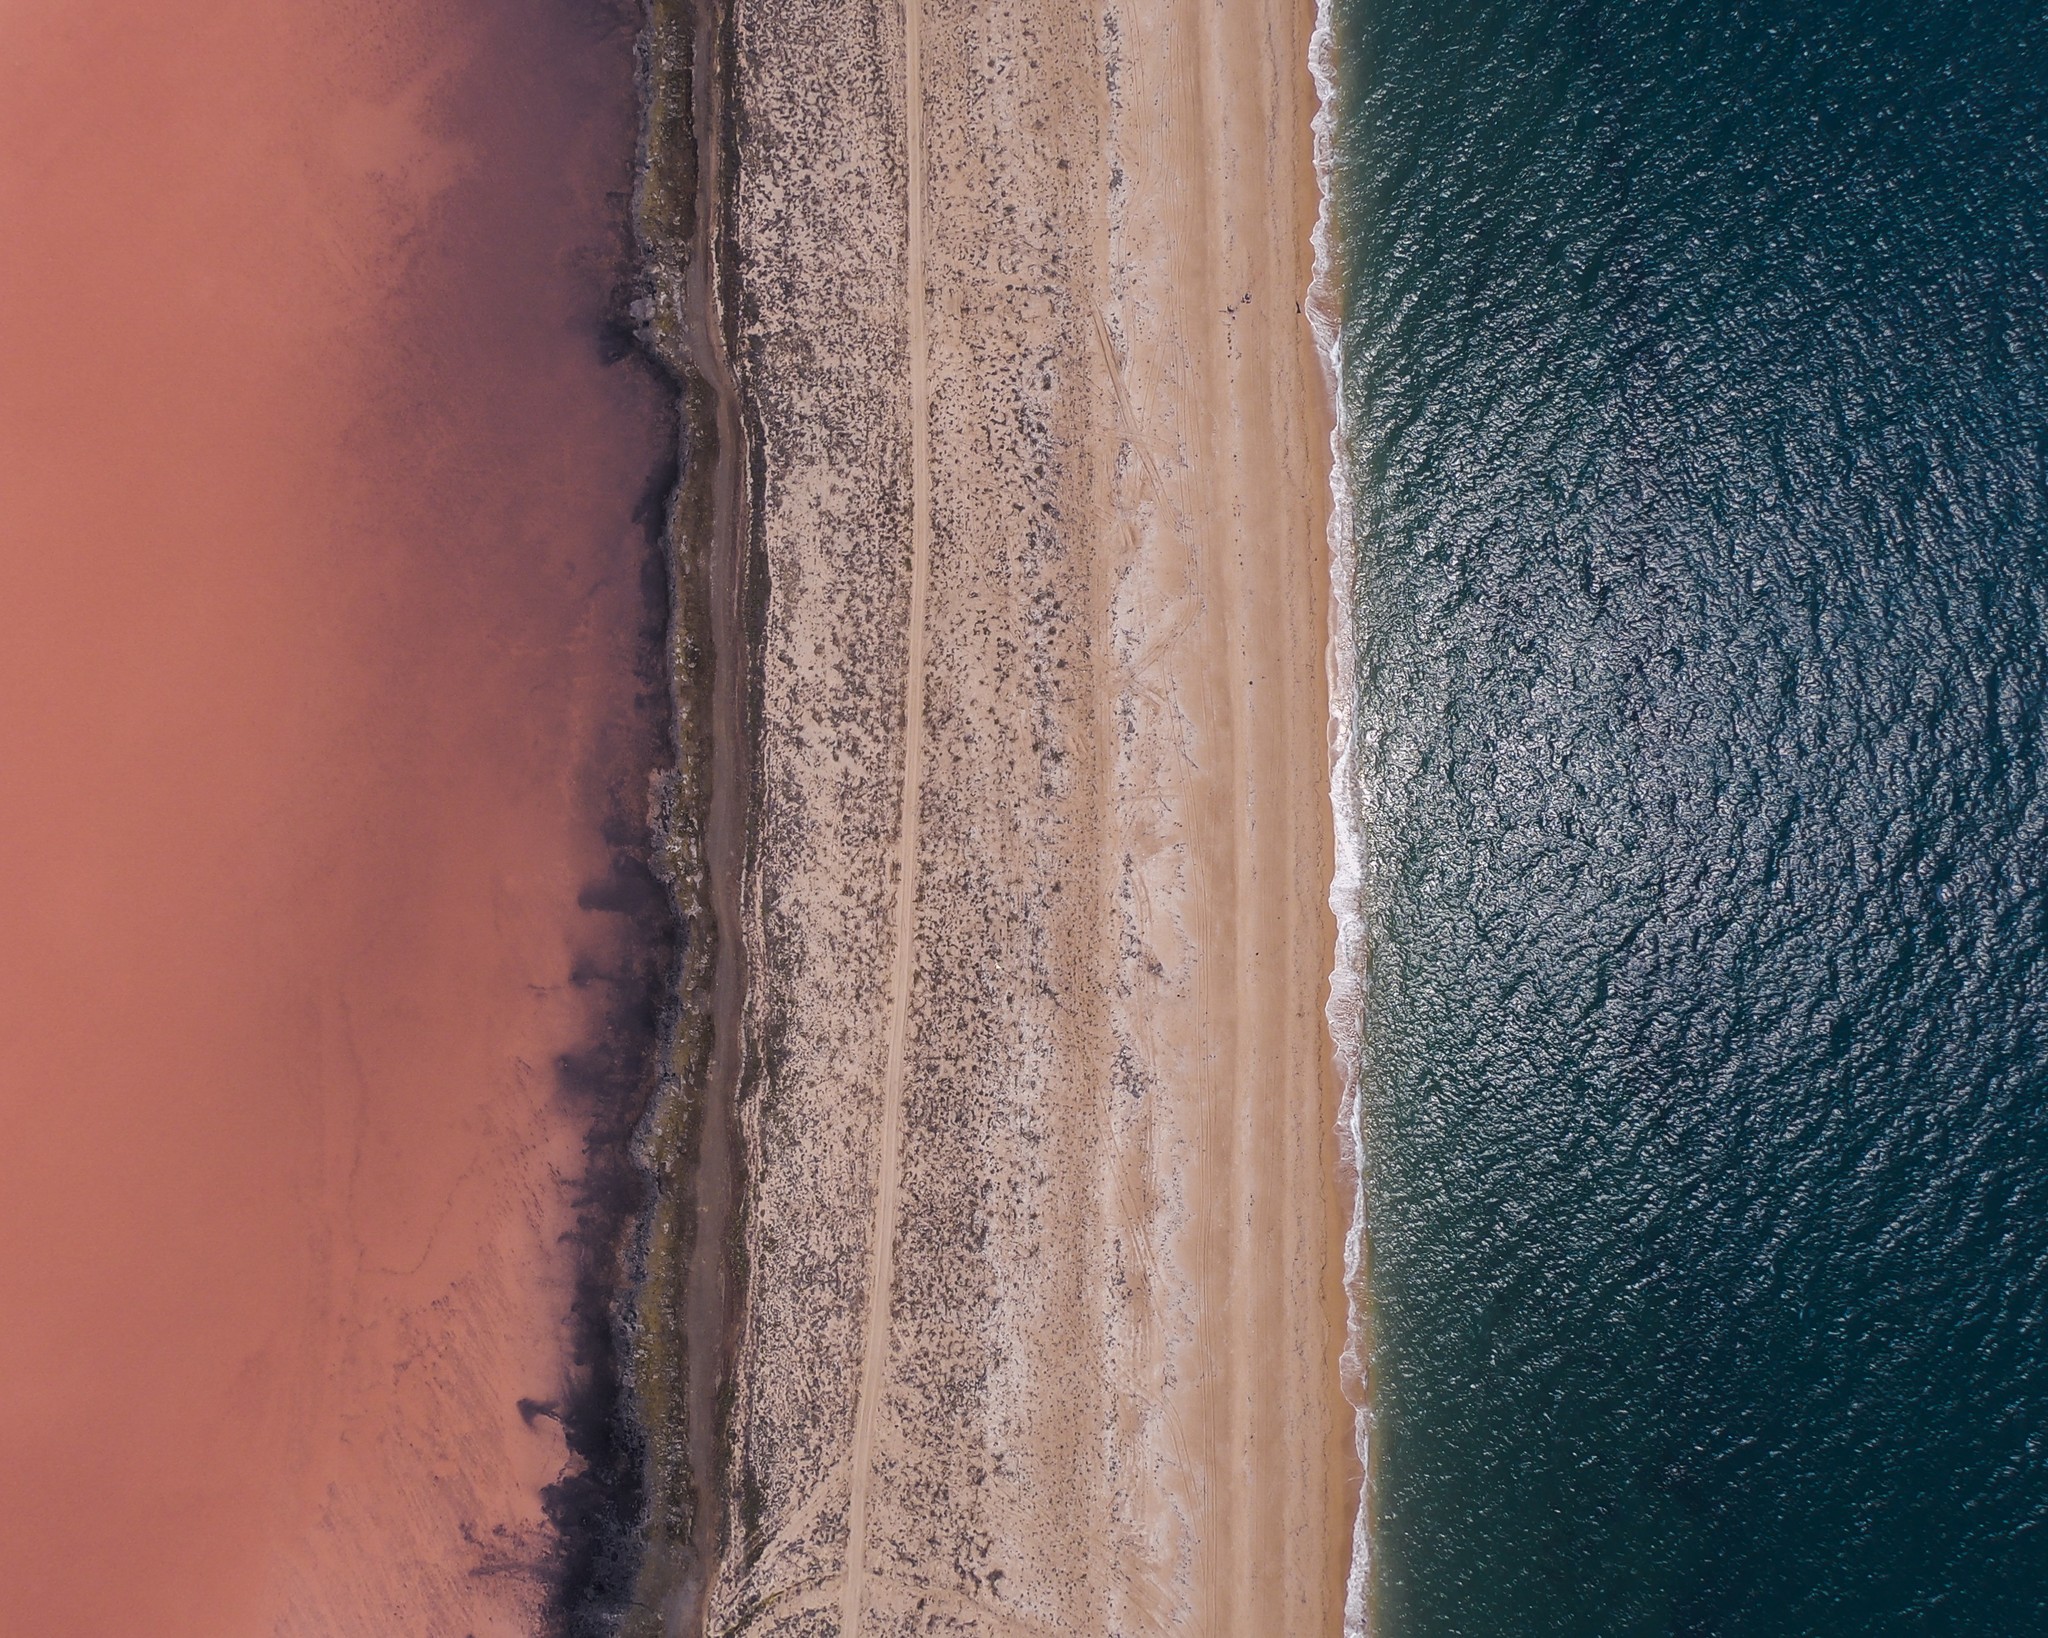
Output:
left=642, top=0, right=1354, bottom=1629
left=0, top=1, right=668, bottom=1632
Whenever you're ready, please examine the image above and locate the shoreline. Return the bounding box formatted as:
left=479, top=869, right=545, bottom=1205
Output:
left=1307, top=0, right=1372, bottom=1629
left=622, top=0, right=754, bottom=1629
left=627, top=0, right=1354, bottom=1630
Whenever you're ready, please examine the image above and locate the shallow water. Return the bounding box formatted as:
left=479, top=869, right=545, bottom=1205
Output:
left=0, top=1, right=666, bottom=1631
left=1328, top=2, right=2048, bottom=1632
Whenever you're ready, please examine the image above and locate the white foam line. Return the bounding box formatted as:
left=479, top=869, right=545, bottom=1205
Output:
left=1305, top=4, right=1371, bottom=1634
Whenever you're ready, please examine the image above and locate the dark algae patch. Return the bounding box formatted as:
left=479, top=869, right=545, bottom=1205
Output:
left=544, top=816, right=679, bottom=1635
left=1332, top=1, right=2048, bottom=1633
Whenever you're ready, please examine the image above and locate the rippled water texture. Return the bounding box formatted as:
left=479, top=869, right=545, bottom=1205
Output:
left=0, top=2, right=666, bottom=1632
left=1331, top=2, right=2048, bottom=1632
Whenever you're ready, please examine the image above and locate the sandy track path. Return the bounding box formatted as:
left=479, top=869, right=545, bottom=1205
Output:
left=838, top=0, right=934, bottom=1628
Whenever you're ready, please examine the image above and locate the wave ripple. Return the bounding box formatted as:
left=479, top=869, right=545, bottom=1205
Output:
left=1328, top=2, right=2048, bottom=1631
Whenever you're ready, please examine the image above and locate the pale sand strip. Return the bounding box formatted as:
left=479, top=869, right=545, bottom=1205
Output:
left=839, top=0, right=935, bottom=1625
left=712, top=0, right=1351, bottom=1631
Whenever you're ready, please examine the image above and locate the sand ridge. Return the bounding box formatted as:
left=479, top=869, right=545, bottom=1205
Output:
left=694, top=0, right=1351, bottom=1629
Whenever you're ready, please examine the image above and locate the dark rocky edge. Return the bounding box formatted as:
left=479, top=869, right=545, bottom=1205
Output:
left=546, top=0, right=757, bottom=1632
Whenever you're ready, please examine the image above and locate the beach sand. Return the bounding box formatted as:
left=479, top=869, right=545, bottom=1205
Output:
left=644, top=0, right=1354, bottom=1628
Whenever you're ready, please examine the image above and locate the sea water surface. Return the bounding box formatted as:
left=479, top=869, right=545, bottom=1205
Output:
left=1326, top=2, right=2048, bottom=1633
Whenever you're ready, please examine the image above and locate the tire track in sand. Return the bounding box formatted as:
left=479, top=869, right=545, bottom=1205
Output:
left=838, top=0, right=930, bottom=1628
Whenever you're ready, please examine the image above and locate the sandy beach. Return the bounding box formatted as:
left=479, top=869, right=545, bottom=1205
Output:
left=636, top=0, right=1353, bottom=1628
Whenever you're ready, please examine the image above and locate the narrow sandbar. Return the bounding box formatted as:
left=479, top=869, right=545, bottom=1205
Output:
left=635, top=0, right=1353, bottom=1629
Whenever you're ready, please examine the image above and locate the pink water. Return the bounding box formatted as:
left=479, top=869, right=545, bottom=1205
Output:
left=0, top=1, right=665, bottom=1629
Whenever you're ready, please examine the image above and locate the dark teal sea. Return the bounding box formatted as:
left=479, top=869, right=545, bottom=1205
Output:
left=1326, top=2, right=2048, bottom=1632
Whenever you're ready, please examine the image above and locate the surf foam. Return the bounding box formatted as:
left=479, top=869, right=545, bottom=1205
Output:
left=1306, top=3, right=1371, bottom=1631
